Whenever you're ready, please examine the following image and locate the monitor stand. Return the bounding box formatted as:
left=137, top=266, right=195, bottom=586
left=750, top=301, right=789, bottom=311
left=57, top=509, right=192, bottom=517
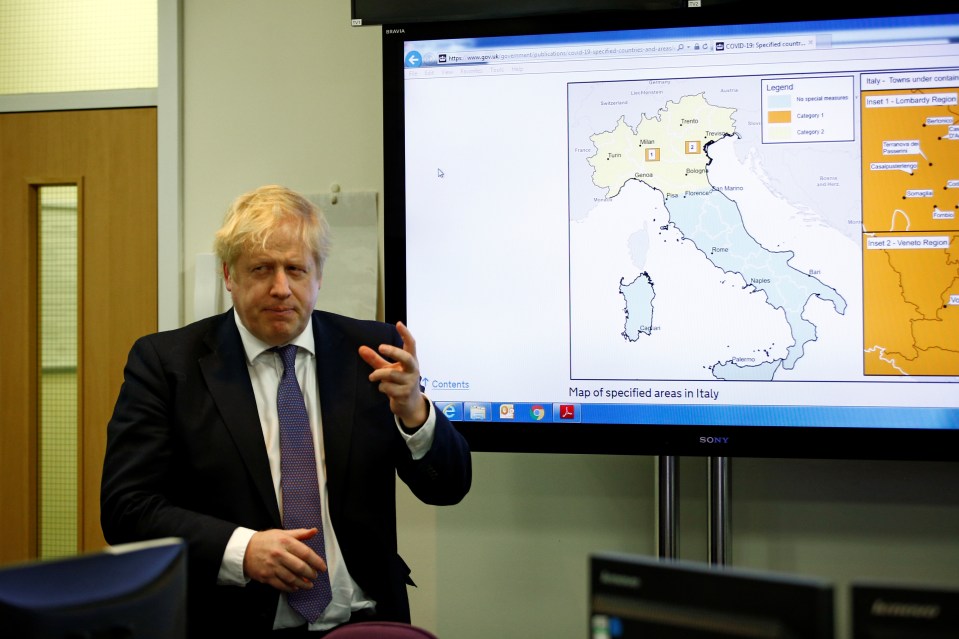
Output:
left=709, top=456, right=731, bottom=566
left=657, top=456, right=732, bottom=565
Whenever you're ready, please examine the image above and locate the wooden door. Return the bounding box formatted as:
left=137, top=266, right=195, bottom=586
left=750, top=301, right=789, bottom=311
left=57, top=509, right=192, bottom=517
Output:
left=0, top=108, right=157, bottom=563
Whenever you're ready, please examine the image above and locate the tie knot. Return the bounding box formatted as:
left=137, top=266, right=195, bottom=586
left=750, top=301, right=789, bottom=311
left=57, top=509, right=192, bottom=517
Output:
left=272, top=344, right=298, bottom=370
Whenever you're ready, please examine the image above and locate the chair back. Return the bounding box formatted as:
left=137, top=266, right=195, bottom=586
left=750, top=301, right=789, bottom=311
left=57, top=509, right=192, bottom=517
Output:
left=325, top=621, right=439, bottom=638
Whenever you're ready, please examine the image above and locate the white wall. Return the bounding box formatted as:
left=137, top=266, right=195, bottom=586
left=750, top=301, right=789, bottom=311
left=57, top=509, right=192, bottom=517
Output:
left=182, top=3, right=959, bottom=639
left=182, top=0, right=384, bottom=323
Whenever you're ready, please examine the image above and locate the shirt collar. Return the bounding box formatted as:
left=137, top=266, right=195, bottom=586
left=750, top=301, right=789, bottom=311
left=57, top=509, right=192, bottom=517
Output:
left=232, top=310, right=316, bottom=364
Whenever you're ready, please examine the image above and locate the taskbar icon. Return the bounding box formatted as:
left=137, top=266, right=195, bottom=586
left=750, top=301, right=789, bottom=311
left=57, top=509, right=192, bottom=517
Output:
left=435, top=401, right=494, bottom=422
left=436, top=401, right=462, bottom=421
left=553, top=403, right=580, bottom=422
left=433, top=401, right=579, bottom=423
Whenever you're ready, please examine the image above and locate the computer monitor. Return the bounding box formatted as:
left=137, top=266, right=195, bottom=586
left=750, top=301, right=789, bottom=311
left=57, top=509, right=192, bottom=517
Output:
left=589, top=552, right=835, bottom=638
left=0, top=538, right=186, bottom=639
left=382, top=2, right=959, bottom=460
left=852, top=581, right=959, bottom=638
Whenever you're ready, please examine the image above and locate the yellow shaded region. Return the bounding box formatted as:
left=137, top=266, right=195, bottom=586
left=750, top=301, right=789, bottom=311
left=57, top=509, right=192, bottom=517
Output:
left=767, top=110, right=792, bottom=124
left=766, top=127, right=792, bottom=141
left=863, top=234, right=959, bottom=375
left=889, top=209, right=911, bottom=232
left=861, top=88, right=959, bottom=234
left=588, top=93, right=736, bottom=199
left=888, top=244, right=955, bottom=317
left=864, top=348, right=910, bottom=375
left=863, top=239, right=923, bottom=367
left=915, top=314, right=959, bottom=352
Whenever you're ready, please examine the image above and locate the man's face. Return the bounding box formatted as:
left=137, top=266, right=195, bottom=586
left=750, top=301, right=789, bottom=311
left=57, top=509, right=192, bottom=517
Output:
left=224, top=221, right=320, bottom=346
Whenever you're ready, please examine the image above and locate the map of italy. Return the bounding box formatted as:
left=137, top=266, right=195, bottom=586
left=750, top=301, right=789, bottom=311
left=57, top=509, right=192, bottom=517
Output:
left=584, top=93, right=847, bottom=380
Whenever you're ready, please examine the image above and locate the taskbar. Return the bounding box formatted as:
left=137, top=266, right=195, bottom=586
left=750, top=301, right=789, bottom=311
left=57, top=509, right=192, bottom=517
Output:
left=434, top=401, right=959, bottom=429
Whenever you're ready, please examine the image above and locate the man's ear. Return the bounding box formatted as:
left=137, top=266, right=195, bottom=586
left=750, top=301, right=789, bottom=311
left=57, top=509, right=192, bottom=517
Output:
left=222, top=262, right=233, bottom=292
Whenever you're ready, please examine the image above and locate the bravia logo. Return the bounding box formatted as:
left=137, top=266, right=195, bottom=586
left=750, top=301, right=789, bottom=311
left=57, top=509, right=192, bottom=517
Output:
left=386, top=28, right=406, bottom=34
left=699, top=436, right=729, bottom=444
left=871, top=599, right=941, bottom=620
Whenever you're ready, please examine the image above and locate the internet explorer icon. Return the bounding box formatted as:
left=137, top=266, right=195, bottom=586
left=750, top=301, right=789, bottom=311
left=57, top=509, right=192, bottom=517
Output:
left=438, top=402, right=461, bottom=420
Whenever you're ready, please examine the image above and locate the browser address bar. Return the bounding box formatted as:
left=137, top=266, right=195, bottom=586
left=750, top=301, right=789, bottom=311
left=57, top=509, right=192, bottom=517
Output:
left=436, top=41, right=688, bottom=65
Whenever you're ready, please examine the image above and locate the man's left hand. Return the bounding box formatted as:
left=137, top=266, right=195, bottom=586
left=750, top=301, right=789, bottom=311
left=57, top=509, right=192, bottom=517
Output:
left=359, top=321, right=428, bottom=430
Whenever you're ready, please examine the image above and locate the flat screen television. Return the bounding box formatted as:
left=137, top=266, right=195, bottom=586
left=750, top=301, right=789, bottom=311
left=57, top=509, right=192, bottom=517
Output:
left=851, top=581, right=959, bottom=638
left=589, top=551, right=835, bottom=638
left=0, top=538, right=186, bottom=639
left=381, top=1, right=959, bottom=459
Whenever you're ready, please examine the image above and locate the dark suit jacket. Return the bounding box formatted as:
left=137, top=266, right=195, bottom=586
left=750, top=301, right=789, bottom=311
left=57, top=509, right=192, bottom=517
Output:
left=100, top=310, right=471, bottom=636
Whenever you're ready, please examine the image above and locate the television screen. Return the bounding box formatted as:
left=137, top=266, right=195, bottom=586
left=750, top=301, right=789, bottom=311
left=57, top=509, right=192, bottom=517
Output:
left=0, top=538, right=186, bottom=639
left=589, top=552, right=835, bottom=638
left=382, top=2, right=959, bottom=459
left=852, top=581, right=959, bottom=638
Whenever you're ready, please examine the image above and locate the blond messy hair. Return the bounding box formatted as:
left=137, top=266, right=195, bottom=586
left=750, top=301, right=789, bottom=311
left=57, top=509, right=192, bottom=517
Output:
left=213, top=184, right=331, bottom=277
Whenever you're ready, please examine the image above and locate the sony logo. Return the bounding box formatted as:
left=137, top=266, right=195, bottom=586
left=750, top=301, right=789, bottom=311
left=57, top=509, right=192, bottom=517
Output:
left=871, top=599, right=941, bottom=619
left=385, top=28, right=406, bottom=34
left=699, top=436, right=729, bottom=444
left=599, top=570, right=641, bottom=589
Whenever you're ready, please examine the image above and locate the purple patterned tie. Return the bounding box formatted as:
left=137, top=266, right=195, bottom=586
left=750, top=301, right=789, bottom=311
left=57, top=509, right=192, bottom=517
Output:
left=273, top=344, right=332, bottom=622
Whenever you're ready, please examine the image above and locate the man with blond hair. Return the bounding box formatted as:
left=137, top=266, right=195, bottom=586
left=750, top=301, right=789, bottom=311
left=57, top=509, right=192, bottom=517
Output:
left=101, top=185, right=471, bottom=637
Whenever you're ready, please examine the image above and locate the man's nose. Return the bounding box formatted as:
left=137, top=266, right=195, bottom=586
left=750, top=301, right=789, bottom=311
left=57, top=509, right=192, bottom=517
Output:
left=270, top=270, right=292, bottom=296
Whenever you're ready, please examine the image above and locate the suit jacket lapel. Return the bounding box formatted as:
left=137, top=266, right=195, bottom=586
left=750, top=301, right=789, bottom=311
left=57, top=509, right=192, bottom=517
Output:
left=199, top=312, right=282, bottom=526
left=312, top=312, right=355, bottom=520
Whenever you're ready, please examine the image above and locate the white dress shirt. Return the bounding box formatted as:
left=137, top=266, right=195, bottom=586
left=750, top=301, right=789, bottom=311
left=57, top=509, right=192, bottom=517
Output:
left=216, top=313, right=436, bottom=630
